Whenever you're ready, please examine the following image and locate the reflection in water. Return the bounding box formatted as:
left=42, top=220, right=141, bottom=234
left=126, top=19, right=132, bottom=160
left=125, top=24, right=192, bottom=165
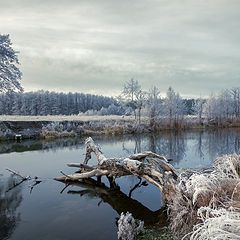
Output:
left=64, top=178, right=168, bottom=226
left=0, top=129, right=240, bottom=165
left=204, top=129, right=240, bottom=162
left=0, top=138, right=85, bottom=154
left=121, top=129, right=240, bottom=166
left=194, top=130, right=204, bottom=159
left=146, top=132, right=186, bottom=164
left=0, top=128, right=240, bottom=240
left=0, top=176, right=23, bottom=240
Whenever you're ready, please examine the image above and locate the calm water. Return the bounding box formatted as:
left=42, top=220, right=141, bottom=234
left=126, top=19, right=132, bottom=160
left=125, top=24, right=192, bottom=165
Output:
left=0, top=129, right=240, bottom=240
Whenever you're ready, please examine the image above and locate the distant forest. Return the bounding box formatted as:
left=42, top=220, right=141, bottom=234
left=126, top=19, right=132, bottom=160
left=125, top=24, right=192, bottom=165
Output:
left=0, top=91, right=118, bottom=115
left=0, top=90, right=195, bottom=116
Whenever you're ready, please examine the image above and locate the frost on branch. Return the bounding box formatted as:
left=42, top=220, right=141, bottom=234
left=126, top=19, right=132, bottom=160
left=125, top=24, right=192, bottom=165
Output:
left=117, top=212, right=144, bottom=240
left=55, top=137, right=178, bottom=203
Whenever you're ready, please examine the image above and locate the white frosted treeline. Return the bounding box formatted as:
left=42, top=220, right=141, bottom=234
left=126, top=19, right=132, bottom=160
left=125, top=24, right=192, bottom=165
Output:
left=0, top=115, right=136, bottom=121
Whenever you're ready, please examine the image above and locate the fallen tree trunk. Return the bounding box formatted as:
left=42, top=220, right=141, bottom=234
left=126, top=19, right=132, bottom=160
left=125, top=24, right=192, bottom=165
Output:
left=55, top=137, right=178, bottom=201
left=55, top=137, right=240, bottom=239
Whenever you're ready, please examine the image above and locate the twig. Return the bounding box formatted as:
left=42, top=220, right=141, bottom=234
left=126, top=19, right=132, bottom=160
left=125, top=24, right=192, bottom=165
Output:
left=6, top=168, right=29, bottom=180
left=29, top=180, right=42, bottom=194
left=60, top=171, right=74, bottom=180
left=128, top=177, right=142, bottom=198
left=6, top=179, right=25, bottom=192
left=60, top=184, right=70, bottom=194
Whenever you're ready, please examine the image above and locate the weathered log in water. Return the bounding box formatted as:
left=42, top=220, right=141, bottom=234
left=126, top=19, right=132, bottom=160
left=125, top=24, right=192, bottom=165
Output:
left=55, top=137, right=240, bottom=239
left=55, top=137, right=179, bottom=203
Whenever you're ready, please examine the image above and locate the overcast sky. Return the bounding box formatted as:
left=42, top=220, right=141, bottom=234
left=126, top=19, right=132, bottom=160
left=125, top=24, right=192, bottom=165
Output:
left=0, top=0, right=240, bottom=97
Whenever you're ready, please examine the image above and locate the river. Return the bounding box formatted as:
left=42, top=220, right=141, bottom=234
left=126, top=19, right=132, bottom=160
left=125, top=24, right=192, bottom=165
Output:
left=0, top=128, right=240, bottom=240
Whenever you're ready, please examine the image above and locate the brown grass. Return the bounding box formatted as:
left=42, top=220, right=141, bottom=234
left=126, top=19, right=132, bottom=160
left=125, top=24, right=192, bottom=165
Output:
left=167, top=154, right=240, bottom=239
left=40, top=130, right=76, bottom=139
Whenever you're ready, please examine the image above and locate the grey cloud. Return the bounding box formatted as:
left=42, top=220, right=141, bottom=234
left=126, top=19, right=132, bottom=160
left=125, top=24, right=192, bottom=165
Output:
left=0, top=0, right=239, bottom=97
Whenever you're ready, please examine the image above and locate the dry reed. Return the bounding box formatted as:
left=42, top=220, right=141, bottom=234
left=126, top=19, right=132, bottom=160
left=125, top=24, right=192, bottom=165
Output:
left=167, top=154, right=240, bottom=239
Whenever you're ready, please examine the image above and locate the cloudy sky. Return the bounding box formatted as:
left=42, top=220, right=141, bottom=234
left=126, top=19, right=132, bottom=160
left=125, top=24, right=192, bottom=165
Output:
left=0, top=0, right=239, bottom=97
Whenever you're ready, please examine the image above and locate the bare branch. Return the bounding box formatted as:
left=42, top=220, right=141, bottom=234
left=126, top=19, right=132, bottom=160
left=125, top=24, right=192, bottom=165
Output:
left=6, top=168, right=29, bottom=180
left=55, top=137, right=179, bottom=204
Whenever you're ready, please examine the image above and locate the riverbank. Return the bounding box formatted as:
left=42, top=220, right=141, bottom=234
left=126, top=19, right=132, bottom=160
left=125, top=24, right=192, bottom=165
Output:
left=1, top=115, right=240, bottom=140
left=0, top=116, right=138, bottom=140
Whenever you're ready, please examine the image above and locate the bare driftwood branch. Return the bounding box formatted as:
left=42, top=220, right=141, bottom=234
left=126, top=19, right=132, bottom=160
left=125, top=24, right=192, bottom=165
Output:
left=5, top=168, right=31, bottom=193
left=6, top=168, right=30, bottom=180
left=55, top=137, right=179, bottom=203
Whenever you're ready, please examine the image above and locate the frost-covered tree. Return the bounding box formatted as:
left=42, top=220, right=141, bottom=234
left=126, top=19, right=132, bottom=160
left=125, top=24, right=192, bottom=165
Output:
left=0, top=34, right=23, bottom=93
left=203, top=94, right=217, bottom=123
left=163, top=87, right=186, bottom=127
left=11, top=93, right=21, bottom=115
left=203, top=90, right=234, bottom=124
left=122, top=78, right=141, bottom=118
left=122, top=79, right=146, bottom=123
left=135, top=89, right=146, bottom=124
left=0, top=91, right=118, bottom=116
left=230, top=87, right=240, bottom=119
left=193, top=98, right=205, bottom=124
left=218, top=89, right=234, bottom=122
left=147, top=86, right=162, bottom=128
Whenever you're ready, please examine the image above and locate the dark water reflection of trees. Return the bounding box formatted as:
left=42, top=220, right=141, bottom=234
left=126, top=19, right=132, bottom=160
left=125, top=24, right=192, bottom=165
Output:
left=0, top=128, right=240, bottom=239
left=0, top=176, right=23, bottom=240
left=0, top=128, right=239, bottom=163
left=120, top=129, right=240, bottom=165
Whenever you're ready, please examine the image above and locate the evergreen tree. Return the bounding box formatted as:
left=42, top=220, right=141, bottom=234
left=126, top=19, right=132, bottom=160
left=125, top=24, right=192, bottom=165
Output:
left=0, top=34, right=23, bottom=93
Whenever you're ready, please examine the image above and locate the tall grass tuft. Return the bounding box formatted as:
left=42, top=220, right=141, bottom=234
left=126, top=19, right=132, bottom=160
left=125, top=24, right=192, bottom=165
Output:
left=40, top=130, right=76, bottom=139
left=168, top=154, right=240, bottom=239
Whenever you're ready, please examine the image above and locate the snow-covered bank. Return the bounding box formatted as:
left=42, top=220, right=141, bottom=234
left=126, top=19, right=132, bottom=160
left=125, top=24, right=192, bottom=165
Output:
left=1, top=115, right=240, bottom=141
left=0, top=116, right=139, bottom=140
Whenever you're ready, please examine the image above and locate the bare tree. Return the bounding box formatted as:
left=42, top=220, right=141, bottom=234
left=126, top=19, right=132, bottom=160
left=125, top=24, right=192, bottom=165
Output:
left=193, top=98, right=205, bottom=124
left=163, top=87, right=186, bottom=127
left=135, top=89, right=146, bottom=125
left=203, top=90, right=234, bottom=125
left=147, top=86, right=161, bottom=129
left=230, top=87, right=240, bottom=119
left=122, top=78, right=141, bottom=119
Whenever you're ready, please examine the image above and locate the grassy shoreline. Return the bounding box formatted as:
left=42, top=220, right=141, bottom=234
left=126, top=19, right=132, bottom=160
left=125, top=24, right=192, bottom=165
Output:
left=1, top=115, right=240, bottom=141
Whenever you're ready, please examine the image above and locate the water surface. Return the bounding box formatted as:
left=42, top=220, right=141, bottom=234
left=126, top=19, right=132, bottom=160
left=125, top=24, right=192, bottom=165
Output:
left=0, top=128, right=240, bottom=240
